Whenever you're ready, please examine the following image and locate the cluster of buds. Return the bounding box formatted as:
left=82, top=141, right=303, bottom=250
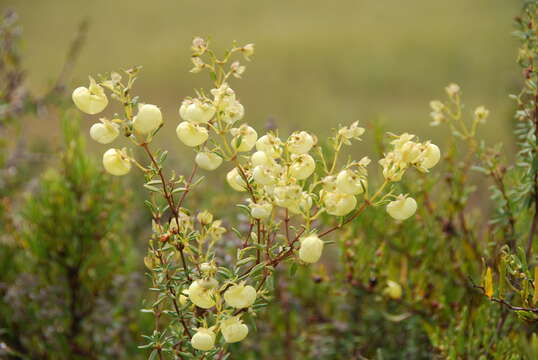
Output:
left=377, top=133, right=440, bottom=220
left=71, top=37, right=441, bottom=356
left=429, top=83, right=489, bottom=139
left=379, top=133, right=440, bottom=181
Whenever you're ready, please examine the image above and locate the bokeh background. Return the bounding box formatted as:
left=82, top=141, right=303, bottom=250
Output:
left=4, top=0, right=520, bottom=149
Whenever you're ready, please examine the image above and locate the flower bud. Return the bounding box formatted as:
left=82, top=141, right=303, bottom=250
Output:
left=231, top=125, right=258, bottom=152
left=188, top=280, right=216, bottom=309
left=220, top=317, right=249, bottom=343
left=224, top=283, right=257, bottom=309
left=383, top=280, right=403, bottom=300
left=386, top=195, right=417, bottom=220
left=176, top=121, right=209, bottom=147
left=226, top=168, right=247, bottom=192
left=287, top=131, right=315, bottom=154
left=474, top=106, right=489, bottom=123
left=335, top=169, right=365, bottom=195
left=299, top=234, right=324, bottom=263
left=132, top=104, right=163, bottom=135
left=191, top=328, right=216, bottom=351
left=90, top=119, right=119, bottom=144
left=430, top=111, right=445, bottom=126
left=250, top=201, right=273, bottom=219
left=242, top=43, right=255, bottom=60
left=102, top=148, right=131, bottom=176
left=420, top=143, right=440, bottom=170
left=72, top=77, right=108, bottom=115
left=322, top=191, right=357, bottom=216
left=190, top=57, right=204, bottom=73
left=289, top=154, right=315, bottom=180
left=195, top=151, right=223, bottom=171
left=445, top=83, right=460, bottom=98
left=179, top=98, right=216, bottom=123
left=200, top=262, right=216, bottom=275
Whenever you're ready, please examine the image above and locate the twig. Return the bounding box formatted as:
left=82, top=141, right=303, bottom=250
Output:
left=142, top=143, right=191, bottom=281
left=471, top=278, right=538, bottom=314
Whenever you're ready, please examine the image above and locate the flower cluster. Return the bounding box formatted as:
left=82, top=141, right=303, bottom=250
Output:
left=379, top=133, right=440, bottom=181
left=429, top=83, right=489, bottom=140
left=71, top=38, right=440, bottom=357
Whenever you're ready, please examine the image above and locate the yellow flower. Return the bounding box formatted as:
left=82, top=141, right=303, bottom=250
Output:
left=420, top=143, right=441, bottom=170
left=253, top=165, right=278, bottom=185
left=383, top=280, right=403, bottom=300
left=176, top=121, right=209, bottom=147
left=289, top=154, right=316, bottom=180
left=207, top=220, right=226, bottom=241
left=89, top=119, right=119, bottom=144
left=338, top=121, right=365, bottom=144
left=474, top=106, right=489, bottom=123
left=299, top=234, right=324, bottom=263
left=195, top=151, right=223, bottom=171
left=251, top=150, right=272, bottom=166
left=322, top=190, right=357, bottom=216
left=133, top=104, right=163, bottom=134
left=226, top=168, right=247, bottom=192
left=287, top=131, right=315, bottom=154
left=72, top=76, right=108, bottom=115
left=102, top=148, right=131, bottom=176
left=224, top=283, right=257, bottom=309
left=386, top=195, right=417, bottom=220
left=445, top=83, right=461, bottom=98
left=191, top=327, right=216, bottom=351
left=197, top=211, right=214, bottom=226
left=250, top=201, right=273, bottom=219
left=188, top=280, right=216, bottom=309
left=231, top=125, right=258, bottom=152
left=256, top=134, right=282, bottom=158
left=335, top=169, right=366, bottom=195
left=220, top=316, right=249, bottom=343
left=179, top=98, right=215, bottom=124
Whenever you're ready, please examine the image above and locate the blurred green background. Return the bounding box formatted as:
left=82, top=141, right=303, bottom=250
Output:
left=3, top=0, right=520, bottom=150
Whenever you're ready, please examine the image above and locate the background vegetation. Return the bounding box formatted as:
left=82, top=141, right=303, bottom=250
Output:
left=2, top=0, right=519, bottom=148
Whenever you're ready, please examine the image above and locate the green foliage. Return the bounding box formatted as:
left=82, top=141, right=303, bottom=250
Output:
left=0, top=11, right=147, bottom=359
left=0, top=114, right=143, bottom=359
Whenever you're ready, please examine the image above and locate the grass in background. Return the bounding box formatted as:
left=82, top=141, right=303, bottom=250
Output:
left=3, top=0, right=519, bottom=158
